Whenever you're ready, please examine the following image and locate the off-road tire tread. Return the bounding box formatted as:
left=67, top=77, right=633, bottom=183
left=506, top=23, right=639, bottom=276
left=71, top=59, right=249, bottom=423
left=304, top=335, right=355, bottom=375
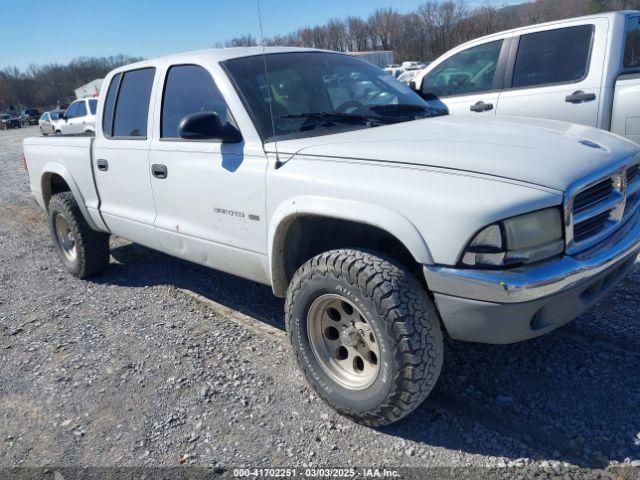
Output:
left=49, top=192, right=110, bottom=278
left=285, top=249, right=443, bottom=426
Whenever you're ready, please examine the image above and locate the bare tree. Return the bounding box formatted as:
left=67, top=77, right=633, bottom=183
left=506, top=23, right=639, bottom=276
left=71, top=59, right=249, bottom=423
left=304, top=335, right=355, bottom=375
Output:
left=3, top=0, right=638, bottom=110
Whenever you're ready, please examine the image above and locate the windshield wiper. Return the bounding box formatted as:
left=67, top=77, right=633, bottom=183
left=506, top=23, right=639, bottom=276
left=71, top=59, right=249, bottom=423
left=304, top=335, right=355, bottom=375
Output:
left=369, top=104, right=447, bottom=117
left=280, top=112, right=388, bottom=125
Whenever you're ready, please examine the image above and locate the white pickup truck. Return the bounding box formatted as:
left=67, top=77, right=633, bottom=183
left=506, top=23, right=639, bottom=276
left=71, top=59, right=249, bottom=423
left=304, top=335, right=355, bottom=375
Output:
left=412, top=11, right=640, bottom=143
left=23, top=47, right=640, bottom=426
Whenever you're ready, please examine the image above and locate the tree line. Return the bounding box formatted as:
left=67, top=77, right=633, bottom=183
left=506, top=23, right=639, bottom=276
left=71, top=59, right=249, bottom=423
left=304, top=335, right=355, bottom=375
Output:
left=0, top=55, right=141, bottom=112
left=220, top=0, right=639, bottom=61
left=2, top=0, right=639, bottom=111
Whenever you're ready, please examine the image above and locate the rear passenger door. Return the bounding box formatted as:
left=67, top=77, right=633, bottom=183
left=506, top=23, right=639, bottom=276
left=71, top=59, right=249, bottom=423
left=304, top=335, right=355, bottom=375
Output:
left=93, top=67, right=162, bottom=250
left=419, top=39, right=509, bottom=115
left=497, top=19, right=608, bottom=127
left=148, top=63, right=268, bottom=283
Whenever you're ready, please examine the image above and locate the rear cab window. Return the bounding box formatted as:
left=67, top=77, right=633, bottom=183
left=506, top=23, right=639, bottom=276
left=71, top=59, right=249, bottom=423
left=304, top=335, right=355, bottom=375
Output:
left=102, top=68, right=155, bottom=138
left=624, top=16, right=640, bottom=70
left=511, top=24, right=594, bottom=88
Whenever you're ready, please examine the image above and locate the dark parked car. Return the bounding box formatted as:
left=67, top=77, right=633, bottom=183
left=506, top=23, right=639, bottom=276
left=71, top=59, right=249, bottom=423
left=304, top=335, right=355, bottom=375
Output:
left=1, top=114, right=21, bottom=130
left=21, top=108, right=41, bottom=126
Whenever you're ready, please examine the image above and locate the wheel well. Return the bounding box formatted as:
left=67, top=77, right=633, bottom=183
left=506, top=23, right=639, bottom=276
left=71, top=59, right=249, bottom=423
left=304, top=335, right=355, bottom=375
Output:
left=42, top=173, right=71, bottom=209
left=273, top=216, right=423, bottom=297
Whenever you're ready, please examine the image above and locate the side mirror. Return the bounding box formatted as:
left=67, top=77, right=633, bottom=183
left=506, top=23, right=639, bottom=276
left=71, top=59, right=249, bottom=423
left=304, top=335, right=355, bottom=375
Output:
left=178, top=111, right=242, bottom=143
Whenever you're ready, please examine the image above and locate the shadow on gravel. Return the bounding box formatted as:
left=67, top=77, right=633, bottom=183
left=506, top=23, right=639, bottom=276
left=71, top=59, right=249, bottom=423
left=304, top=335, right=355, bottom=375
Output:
left=97, top=242, right=640, bottom=469
left=95, top=241, right=285, bottom=331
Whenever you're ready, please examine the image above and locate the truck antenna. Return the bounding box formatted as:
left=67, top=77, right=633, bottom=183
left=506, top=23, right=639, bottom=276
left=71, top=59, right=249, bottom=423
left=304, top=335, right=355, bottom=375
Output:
left=256, top=0, right=283, bottom=169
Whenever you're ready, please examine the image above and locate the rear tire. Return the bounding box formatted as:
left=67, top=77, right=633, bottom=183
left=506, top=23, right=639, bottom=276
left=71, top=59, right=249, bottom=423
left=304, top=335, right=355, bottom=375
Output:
left=49, top=192, right=110, bottom=278
left=285, top=249, right=443, bottom=426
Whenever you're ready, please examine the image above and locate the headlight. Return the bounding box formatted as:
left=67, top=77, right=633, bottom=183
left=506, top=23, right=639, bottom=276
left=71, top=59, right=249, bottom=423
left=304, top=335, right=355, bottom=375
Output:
left=461, top=208, right=564, bottom=268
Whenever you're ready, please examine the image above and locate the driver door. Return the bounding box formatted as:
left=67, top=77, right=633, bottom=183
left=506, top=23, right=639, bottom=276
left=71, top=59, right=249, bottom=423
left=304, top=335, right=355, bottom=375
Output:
left=148, top=63, right=268, bottom=283
left=419, top=37, right=511, bottom=116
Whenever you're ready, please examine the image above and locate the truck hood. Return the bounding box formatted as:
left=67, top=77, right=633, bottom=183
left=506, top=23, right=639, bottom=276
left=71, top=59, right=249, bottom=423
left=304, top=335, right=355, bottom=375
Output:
left=270, top=115, right=639, bottom=191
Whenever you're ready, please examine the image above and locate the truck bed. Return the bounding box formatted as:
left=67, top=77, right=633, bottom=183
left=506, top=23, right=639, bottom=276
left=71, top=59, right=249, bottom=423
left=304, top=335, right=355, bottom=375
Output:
left=23, top=135, right=103, bottom=228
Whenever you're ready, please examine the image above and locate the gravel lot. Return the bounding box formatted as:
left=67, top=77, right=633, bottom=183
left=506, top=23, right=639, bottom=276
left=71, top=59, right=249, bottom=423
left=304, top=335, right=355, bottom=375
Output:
left=1, top=126, right=639, bottom=479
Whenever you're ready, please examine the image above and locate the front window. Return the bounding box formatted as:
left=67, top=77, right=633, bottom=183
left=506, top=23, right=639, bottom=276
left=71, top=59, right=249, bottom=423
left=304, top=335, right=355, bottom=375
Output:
left=625, top=16, right=640, bottom=69
left=161, top=64, right=231, bottom=139
left=421, top=40, right=503, bottom=98
left=76, top=101, right=87, bottom=117
left=223, top=52, right=443, bottom=141
left=88, top=99, right=97, bottom=115
left=66, top=103, right=79, bottom=119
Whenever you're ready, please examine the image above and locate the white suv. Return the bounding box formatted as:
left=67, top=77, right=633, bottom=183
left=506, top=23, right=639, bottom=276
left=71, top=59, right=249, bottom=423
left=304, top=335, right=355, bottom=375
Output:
left=56, top=98, right=98, bottom=135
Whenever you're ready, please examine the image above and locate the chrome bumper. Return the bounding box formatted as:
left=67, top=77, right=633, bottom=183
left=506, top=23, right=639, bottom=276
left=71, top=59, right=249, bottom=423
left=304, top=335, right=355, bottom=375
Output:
left=424, top=207, right=640, bottom=304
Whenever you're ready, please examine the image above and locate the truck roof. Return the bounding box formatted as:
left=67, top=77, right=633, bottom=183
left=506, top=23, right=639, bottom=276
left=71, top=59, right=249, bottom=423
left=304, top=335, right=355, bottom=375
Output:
left=453, top=10, right=639, bottom=50
left=109, top=46, right=331, bottom=73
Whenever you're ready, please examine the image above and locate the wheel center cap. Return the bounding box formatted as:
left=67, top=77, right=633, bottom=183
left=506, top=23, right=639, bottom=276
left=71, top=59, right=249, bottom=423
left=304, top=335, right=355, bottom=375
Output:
left=340, top=326, right=362, bottom=347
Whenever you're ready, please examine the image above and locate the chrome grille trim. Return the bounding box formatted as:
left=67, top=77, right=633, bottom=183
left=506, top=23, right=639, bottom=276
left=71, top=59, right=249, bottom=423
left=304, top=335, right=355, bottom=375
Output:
left=565, top=155, right=640, bottom=254
left=573, top=178, right=613, bottom=212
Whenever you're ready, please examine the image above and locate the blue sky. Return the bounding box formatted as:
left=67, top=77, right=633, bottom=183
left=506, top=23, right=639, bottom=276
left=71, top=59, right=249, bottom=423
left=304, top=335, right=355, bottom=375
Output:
left=3, top=0, right=525, bottom=70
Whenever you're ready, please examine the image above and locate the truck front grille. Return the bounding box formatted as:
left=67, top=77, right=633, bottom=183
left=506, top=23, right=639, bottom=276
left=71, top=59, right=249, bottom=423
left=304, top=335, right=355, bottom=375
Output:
left=573, top=178, right=613, bottom=212
left=573, top=210, right=611, bottom=243
left=566, top=158, right=640, bottom=254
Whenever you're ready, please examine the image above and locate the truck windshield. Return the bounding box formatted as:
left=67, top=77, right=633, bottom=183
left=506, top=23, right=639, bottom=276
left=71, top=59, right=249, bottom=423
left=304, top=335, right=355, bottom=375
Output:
left=625, top=16, right=640, bottom=69
left=223, top=52, right=445, bottom=141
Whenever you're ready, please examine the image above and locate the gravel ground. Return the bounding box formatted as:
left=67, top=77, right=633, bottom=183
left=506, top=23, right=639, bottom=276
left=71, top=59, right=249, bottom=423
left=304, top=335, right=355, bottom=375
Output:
left=1, top=126, right=639, bottom=479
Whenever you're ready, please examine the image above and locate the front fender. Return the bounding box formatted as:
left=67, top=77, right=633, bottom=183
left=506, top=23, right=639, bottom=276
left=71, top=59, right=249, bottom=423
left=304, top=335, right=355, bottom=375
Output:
left=268, top=196, right=433, bottom=296
left=41, top=162, right=104, bottom=232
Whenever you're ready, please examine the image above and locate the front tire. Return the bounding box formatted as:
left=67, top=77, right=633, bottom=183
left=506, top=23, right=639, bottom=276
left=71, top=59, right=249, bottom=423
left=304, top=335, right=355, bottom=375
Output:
left=49, top=192, right=110, bottom=278
left=285, top=249, right=443, bottom=426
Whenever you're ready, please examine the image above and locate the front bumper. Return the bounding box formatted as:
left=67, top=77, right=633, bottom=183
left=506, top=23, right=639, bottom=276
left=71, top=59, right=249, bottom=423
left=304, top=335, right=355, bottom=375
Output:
left=424, top=208, right=640, bottom=344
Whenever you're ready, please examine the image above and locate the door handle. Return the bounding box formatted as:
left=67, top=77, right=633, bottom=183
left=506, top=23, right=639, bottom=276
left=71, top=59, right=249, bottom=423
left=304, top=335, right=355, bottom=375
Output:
left=565, top=90, right=596, bottom=103
left=470, top=101, right=493, bottom=112
left=96, top=159, right=108, bottom=171
left=151, top=164, right=168, bottom=179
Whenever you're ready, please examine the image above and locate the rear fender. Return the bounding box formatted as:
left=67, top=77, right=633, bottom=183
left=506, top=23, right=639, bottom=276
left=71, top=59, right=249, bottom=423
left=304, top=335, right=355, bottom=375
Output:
left=41, top=162, right=105, bottom=232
